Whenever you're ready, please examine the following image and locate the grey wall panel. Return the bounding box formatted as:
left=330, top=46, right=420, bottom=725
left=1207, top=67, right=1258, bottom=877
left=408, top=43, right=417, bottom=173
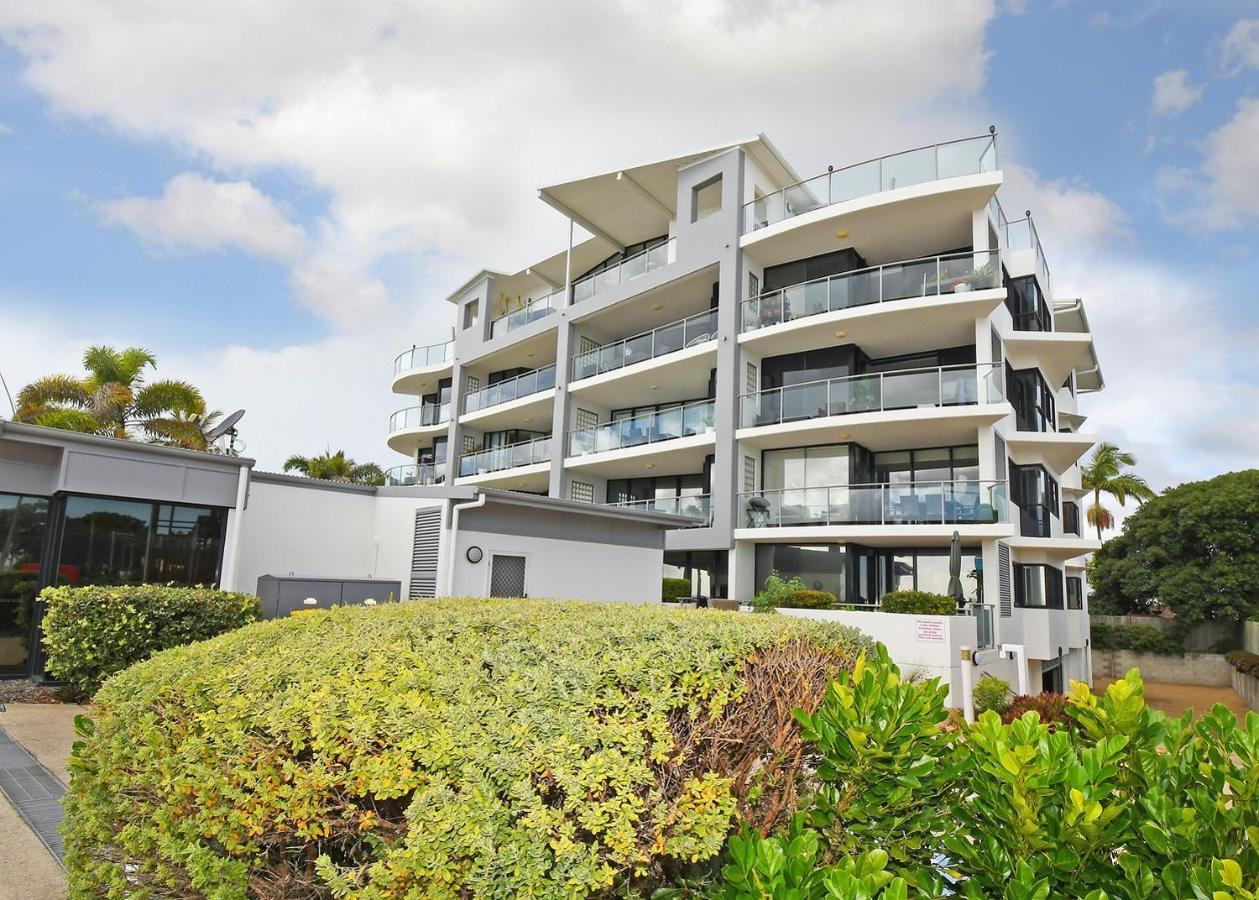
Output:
left=460, top=503, right=664, bottom=549
left=60, top=449, right=240, bottom=507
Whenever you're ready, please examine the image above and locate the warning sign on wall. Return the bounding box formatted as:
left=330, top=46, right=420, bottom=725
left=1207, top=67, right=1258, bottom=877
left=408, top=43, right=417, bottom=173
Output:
left=914, top=619, right=946, bottom=643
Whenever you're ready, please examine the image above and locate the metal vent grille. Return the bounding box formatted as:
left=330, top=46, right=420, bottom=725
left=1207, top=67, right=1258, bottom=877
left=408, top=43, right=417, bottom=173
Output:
left=490, top=554, right=527, bottom=597
left=743, top=456, right=756, bottom=493
left=994, top=434, right=1007, bottom=481
left=410, top=507, right=442, bottom=599
left=998, top=542, right=1012, bottom=617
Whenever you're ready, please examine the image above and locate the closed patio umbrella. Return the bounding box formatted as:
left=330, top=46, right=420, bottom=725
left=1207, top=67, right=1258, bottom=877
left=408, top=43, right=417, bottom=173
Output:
left=947, top=530, right=965, bottom=606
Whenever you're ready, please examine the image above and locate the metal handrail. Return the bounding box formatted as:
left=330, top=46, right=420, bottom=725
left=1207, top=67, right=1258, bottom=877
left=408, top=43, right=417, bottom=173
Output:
left=610, top=494, right=713, bottom=526
left=741, top=250, right=1002, bottom=332
left=743, top=133, right=997, bottom=233
left=393, top=340, right=453, bottom=375
left=572, top=237, right=677, bottom=302
left=462, top=364, right=557, bottom=414
left=990, top=194, right=1053, bottom=301
left=739, top=480, right=1008, bottom=527
left=457, top=435, right=552, bottom=477
left=567, top=398, right=716, bottom=456
left=739, top=363, right=1005, bottom=428
left=383, top=464, right=444, bottom=486
left=389, top=402, right=450, bottom=432
left=571, top=308, right=718, bottom=380
left=489, top=289, right=563, bottom=339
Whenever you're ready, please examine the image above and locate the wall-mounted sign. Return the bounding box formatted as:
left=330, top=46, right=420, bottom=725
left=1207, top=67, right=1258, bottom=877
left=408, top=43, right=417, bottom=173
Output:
left=915, top=619, right=946, bottom=643
left=466, top=546, right=484, bottom=564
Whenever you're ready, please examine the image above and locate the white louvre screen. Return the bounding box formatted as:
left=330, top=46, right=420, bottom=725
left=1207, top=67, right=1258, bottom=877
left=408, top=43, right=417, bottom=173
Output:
left=998, top=542, right=1012, bottom=617
left=410, top=507, right=442, bottom=599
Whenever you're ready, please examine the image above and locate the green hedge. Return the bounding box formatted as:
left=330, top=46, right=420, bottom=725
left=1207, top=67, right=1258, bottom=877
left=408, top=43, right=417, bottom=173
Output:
left=1091, top=621, right=1184, bottom=655
left=879, top=590, right=958, bottom=615
left=781, top=589, right=837, bottom=610
left=64, top=598, right=871, bottom=897
left=1226, top=649, right=1259, bottom=676
left=41, top=584, right=257, bottom=697
left=661, top=576, right=691, bottom=601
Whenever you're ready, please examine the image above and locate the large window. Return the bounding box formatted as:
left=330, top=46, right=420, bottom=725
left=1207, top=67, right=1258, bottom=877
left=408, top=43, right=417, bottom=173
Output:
left=57, top=496, right=227, bottom=587
left=1007, top=365, right=1057, bottom=433
left=664, top=550, right=728, bottom=599
left=1066, top=576, right=1083, bottom=610
left=754, top=543, right=845, bottom=601
left=850, top=545, right=981, bottom=605
left=1063, top=501, right=1081, bottom=536
left=1014, top=563, right=1064, bottom=609
left=1005, top=274, right=1052, bottom=332
left=0, top=493, right=49, bottom=675
left=1010, top=463, right=1059, bottom=538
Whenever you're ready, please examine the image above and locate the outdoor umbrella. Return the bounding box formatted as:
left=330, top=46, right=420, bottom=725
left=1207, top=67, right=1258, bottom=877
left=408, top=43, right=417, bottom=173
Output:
left=947, top=529, right=965, bottom=606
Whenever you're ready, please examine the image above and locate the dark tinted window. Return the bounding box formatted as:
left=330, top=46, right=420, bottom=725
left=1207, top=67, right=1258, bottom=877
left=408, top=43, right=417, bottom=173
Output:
left=0, top=493, right=49, bottom=674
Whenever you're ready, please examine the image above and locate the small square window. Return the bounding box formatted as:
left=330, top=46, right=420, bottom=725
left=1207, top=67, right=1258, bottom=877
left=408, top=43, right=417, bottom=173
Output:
left=463, top=299, right=480, bottom=330
left=570, top=481, right=594, bottom=504
left=692, top=174, right=723, bottom=222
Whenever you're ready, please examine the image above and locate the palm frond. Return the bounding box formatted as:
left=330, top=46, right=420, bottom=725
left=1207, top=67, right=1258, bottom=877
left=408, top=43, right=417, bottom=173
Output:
left=142, top=417, right=211, bottom=450
left=30, top=408, right=103, bottom=433
left=349, top=462, right=386, bottom=486
left=282, top=455, right=312, bottom=475
left=116, top=347, right=157, bottom=387
left=14, top=374, right=90, bottom=421
left=133, top=380, right=205, bottom=418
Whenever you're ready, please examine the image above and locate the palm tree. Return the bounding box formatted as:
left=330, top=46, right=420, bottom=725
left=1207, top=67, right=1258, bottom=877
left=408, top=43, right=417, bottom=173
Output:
left=283, top=449, right=385, bottom=486
left=1080, top=442, right=1157, bottom=540
left=15, top=346, right=208, bottom=447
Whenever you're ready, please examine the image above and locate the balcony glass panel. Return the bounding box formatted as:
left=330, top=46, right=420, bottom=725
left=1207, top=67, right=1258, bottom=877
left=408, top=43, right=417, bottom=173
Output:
left=383, top=464, right=443, bottom=486
left=741, top=481, right=1007, bottom=528
left=571, top=309, right=718, bottom=380
left=463, top=364, right=556, bottom=414
left=458, top=437, right=551, bottom=478
left=394, top=341, right=453, bottom=374
left=743, top=134, right=997, bottom=233
left=389, top=402, right=450, bottom=432
left=610, top=494, right=713, bottom=526
left=489, top=290, right=563, bottom=340
left=568, top=399, right=715, bottom=457
left=572, top=238, right=677, bottom=302
left=741, top=251, right=1001, bottom=332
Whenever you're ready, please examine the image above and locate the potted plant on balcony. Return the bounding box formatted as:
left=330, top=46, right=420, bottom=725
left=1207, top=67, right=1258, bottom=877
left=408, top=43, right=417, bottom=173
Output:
left=950, top=259, right=996, bottom=294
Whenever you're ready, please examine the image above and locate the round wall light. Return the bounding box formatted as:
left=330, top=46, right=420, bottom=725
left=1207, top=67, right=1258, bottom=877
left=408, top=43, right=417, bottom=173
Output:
left=466, top=546, right=484, bottom=564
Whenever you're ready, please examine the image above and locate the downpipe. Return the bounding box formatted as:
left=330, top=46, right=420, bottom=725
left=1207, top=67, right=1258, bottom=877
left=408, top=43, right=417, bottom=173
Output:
left=444, top=491, right=487, bottom=596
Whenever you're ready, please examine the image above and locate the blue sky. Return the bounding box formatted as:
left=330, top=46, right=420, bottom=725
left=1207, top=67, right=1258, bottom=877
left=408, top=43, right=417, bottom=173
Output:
left=0, top=0, right=1256, bottom=489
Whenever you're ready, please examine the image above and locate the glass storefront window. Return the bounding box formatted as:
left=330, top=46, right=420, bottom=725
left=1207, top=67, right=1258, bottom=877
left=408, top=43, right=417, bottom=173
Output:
left=754, top=543, right=845, bottom=601
left=0, top=493, right=49, bottom=675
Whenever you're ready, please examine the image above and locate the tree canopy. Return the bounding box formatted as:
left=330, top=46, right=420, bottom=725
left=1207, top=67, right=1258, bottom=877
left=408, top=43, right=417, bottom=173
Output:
left=282, top=449, right=385, bottom=485
left=1088, top=469, right=1259, bottom=624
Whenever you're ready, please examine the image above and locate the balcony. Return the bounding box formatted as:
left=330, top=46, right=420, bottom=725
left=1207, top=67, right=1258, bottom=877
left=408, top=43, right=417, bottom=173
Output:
left=741, top=364, right=1004, bottom=429
left=742, top=251, right=1001, bottom=333
left=609, top=494, right=713, bottom=527
left=383, top=463, right=444, bottom=486
left=991, top=196, right=1052, bottom=302
left=571, top=238, right=676, bottom=304
left=740, top=480, right=1008, bottom=529
left=462, top=365, right=556, bottom=415
left=458, top=436, right=552, bottom=479
left=743, top=134, right=997, bottom=235
left=392, top=340, right=454, bottom=394
left=572, top=309, right=718, bottom=381
left=568, top=399, right=715, bottom=458
left=386, top=402, right=451, bottom=454
left=489, top=289, right=563, bottom=340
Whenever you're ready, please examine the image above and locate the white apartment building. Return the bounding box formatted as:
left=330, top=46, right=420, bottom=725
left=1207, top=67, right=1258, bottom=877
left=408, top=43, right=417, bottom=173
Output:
left=387, top=130, right=1103, bottom=695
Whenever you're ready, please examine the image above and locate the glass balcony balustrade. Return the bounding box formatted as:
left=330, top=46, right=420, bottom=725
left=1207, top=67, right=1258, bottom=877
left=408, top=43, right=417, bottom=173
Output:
left=741, top=251, right=1001, bottom=332
left=389, top=402, right=450, bottom=432
left=571, top=309, right=718, bottom=380
left=458, top=436, right=552, bottom=478
left=462, top=364, right=556, bottom=415
left=383, top=464, right=444, bottom=486
left=743, top=134, right=997, bottom=234
left=571, top=238, right=677, bottom=303
left=739, top=364, right=1004, bottom=429
left=489, top=290, right=563, bottom=340
left=740, top=480, right=1008, bottom=528
left=568, top=399, right=716, bottom=457
left=393, top=340, right=453, bottom=375
left=990, top=195, right=1053, bottom=302
left=609, top=494, right=713, bottom=526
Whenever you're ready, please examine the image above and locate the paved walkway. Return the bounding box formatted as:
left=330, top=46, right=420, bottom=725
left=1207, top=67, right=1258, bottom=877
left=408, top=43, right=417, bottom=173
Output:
left=1094, top=677, right=1250, bottom=720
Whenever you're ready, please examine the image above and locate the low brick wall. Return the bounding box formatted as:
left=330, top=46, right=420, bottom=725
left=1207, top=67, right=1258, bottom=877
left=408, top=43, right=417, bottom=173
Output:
left=1234, top=668, right=1259, bottom=713
left=1093, top=649, right=1233, bottom=687
left=1090, top=615, right=1240, bottom=653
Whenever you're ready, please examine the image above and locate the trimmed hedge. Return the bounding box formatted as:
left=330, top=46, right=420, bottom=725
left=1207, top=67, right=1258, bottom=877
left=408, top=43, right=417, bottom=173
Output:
left=1091, top=621, right=1184, bottom=655
left=780, top=589, right=836, bottom=610
left=1226, top=649, right=1259, bottom=676
left=662, top=576, right=691, bottom=601
left=41, top=584, right=258, bottom=697
left=64, top=598, right=871, bottom=897
left=879, top=590, right=958, bottom=615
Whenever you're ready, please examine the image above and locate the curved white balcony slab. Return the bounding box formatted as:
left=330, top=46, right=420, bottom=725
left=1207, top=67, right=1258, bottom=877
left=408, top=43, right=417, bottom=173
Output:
left=568, top=341, right=717, bottom=408
left=1004, top=430, right=1096, bottom=472
left=564, top=432, right=715, bottom=479
left=459, top=388, right=556, bottom=432
left=454, top=462, right=551, bottom=493
left=1004, top=534, right=1101, bottom=562
left=392, top=359, right=454, bottom=396
left=737, top=404, right=1009, bottom=453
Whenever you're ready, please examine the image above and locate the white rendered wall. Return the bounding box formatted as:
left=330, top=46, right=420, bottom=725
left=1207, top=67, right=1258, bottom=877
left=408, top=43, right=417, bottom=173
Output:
left=450, top=528, right=663, bottom=605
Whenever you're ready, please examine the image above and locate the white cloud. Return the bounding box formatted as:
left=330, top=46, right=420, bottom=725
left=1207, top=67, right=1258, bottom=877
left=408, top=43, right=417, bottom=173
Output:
left=1217, top=18, right=1259, bottom=75
left=1150, top=69, right=1203, bottom=116
left=1157, top=97, right=1259, bottom=230
left=0, top=122, right=11, bottom=136
left=99, top=172, right=306, bottom=263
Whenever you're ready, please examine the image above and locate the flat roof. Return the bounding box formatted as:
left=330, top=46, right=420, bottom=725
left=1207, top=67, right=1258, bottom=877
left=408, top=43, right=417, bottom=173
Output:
left=0, top=419, right=254, bottom=468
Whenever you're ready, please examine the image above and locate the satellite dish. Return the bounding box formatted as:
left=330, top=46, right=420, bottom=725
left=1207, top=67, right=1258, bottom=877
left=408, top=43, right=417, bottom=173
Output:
left=209, top=409, right=246, bottom=456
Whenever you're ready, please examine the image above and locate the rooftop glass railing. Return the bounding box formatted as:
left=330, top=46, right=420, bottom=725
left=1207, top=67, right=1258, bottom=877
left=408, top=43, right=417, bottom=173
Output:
left=991, top=196, right=1053, bottom=301
left=572, top=309, right=718, bottom=380
left=383, top=463, right=444, bottom=486
left=743, top=133, right=998, bottom=234
left=462, top=364, right=556, bottom=415
left=489, top=289, right=564, bottom=340
left=568, top=399, right=715, bottom=457
left=389, top=402, right=450, bottom=432
left=572, top=238, right=677, bottom=303
left=740, top=364, right=1004, bottom=429
left=740, top=480, right=1008, bottom=528
left=393, top=340, right=453, bottom=375
left=610, top=494, right=713, bottom=526
left=742, top=251, right=1001, bottom=332
left=457, top=436, right=552, bottom=478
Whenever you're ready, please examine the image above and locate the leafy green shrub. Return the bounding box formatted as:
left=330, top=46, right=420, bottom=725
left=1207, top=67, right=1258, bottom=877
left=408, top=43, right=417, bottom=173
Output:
left=750, top=571, right=806, bottom=613
left=781, top=589, right=837, bottom=610
left=1226, top=649, right=1259, bottom=676
left=662, top=576, right=691, bottom=601
left=715, top=651, right=1259, bottom=897
left=41, top=584, right=257, bottom=697
left=1001, top=692, right=1072, bottom=730
left=1091, top=621, right=1184, bottom=654
left=65, top=599, right=871, bottom=898
left=972, top=673, right=1012, bottom=715
left=878, top=590, right=957, bottom=615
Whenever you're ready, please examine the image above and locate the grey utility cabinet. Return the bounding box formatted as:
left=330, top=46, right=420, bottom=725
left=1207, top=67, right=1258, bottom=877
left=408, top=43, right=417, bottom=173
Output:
left=255, top=576, right=402, bottom=619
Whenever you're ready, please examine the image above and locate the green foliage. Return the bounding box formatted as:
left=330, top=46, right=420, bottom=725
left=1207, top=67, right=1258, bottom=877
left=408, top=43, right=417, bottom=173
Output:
left=715, top=657, right=1259, bottom=897
left=64, top=599, right=870, bottom=898
left=282, top=449, right=386, bottom=485
left=41, top=584, right=257, bottom=697
left=1226, top=649, right=1259, bottom=676
left=878, top=589, right=958, bottom=615
left=662, top=577, right=692, bottom=601
left=780, top=589, right=837, bottom=610
left=1089, top=469, right=1259, bottom=624
left=750, top=571, right=806, bottom=612
left=973, top=673, right=1012, bottom=715
left=1091, top=622, right=1185, bottom=654
left=1001, top=693, right=1072, bottom=730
